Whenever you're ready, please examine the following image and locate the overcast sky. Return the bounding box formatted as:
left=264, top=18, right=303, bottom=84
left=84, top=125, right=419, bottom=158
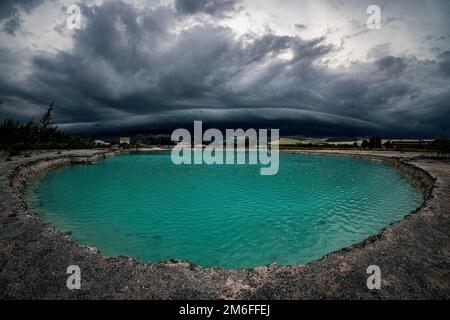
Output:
left=0, top=0, right=449, bottom=138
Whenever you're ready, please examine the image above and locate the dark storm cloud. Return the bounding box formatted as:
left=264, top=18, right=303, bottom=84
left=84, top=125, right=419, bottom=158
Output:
left=0, top=0, right=46, bottom=35
left=5, top=2, right=333, bottom=124
left=0, top=0, right=449, bottom=138
left=437, top=51, right=450, bottom=77
left=175, top=0, right=240, bottom=17
left=376, top=56, right=407, bottom=75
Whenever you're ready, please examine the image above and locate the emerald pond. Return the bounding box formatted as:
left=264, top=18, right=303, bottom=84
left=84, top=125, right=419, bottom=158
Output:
left=24, top=152, right=422, bottom=269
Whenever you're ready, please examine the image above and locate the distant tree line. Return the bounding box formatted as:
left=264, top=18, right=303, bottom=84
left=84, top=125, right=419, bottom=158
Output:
left=361, top=136, right=382, bottom=149
left=2, top=102, right=449, bottom=156
left=132, top=134, right=175, bottom=146
left=0, top=102, right=88, bottom=154
left=430, top=139, right=450, bottom=154
left=281, top=136, right=449, bottom=154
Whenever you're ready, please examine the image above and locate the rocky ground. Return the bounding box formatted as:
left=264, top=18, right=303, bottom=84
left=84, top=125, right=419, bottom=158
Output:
left=0, top=149, right=449, bottom=299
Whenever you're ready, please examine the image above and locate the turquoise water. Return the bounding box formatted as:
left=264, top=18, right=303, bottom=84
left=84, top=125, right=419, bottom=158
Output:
left=24, top=152, right=422, bottom=269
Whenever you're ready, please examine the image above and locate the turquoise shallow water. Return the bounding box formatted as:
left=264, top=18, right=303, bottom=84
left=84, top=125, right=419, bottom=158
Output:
left=24, top=152, right=422, bottom=269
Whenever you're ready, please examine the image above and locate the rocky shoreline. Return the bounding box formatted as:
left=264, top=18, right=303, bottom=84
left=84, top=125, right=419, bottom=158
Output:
left=0, top=149, right=449, bottom=299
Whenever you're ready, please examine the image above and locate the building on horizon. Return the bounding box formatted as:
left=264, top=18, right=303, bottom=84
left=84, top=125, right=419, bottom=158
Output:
left=119, top=137, right=131, bottom=145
